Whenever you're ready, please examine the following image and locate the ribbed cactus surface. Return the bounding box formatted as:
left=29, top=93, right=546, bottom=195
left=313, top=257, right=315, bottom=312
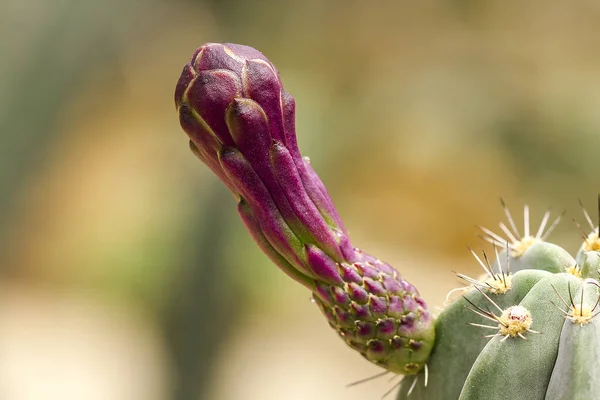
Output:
left=397, top=204, right=600, bottom=400
left=174, top=43, right=600, bottom=400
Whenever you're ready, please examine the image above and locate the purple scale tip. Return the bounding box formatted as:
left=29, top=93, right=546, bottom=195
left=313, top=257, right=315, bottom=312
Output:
left=355, top=321, right=376, bottom=339
left=382, top=275, right=403, bottom=294
left=399, top=313, right=416, bottom=334
left=332, top=286, right=350, bottom=306
left=366, top=339, right=387, bottom=360
left=387, top=296, right=405, bottom=318
left=355, top=250, right=378, bottom=264
left=419, top=310, right=432, bottom=323
left=363, top=278, right=386, bottom=297
left=402, top=295, right=418, bottom=312
left=376, top=318, right=397, bottom=338
left=374, top=260, right=396, bottom=275
left=367, top=339, right=385, bottom=353
left=401, top=280, right=417, bottom=293
left=354, top=262, right=380, bottom=279
left=350, top=302, right=371, bottom=320
left=314, top=282, right=333, bottom=305
left=333, top=306, right=353, bottom=327
left=348, top=282, right=369, bottom=304
left=340, top=264, right=363, bottom=284
left=391, top=335, right=406, bottom=349
left=369, top=295, right=388, bottom=315
left=409, top=340, right=422, bottom=351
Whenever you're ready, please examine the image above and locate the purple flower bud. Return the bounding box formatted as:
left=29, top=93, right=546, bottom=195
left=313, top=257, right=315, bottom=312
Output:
left=175, top=43, right=352, bottom=269
left=175, top=43, right=435, bottom=376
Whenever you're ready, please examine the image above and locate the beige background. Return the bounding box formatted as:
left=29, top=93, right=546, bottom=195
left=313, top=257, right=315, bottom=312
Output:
left=1, top=1, right=599, bottom=399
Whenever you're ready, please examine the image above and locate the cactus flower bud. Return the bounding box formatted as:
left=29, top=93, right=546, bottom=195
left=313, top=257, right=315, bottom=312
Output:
left=175, top=43, right=435, bottom=375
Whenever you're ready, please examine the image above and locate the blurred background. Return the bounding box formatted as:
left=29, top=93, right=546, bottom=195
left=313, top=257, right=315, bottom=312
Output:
left=1, top=0, right=600, bottom=399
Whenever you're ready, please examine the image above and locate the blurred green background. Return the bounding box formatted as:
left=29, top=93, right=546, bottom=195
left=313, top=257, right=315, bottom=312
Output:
left=1, top=1, right=600, bottom=399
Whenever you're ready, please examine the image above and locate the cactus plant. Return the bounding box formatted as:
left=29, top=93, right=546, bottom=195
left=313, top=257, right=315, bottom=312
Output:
left=174, top=43, right=600, bottom=400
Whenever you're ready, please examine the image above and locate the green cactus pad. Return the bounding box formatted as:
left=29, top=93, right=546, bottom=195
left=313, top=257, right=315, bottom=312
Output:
left=546, top=281, right=600, bottom=400
left=458, top=273, right=581, bottom=400
left=496, top=241, right=576, bottom=274
left=397, top=269, right=550, bottom=399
